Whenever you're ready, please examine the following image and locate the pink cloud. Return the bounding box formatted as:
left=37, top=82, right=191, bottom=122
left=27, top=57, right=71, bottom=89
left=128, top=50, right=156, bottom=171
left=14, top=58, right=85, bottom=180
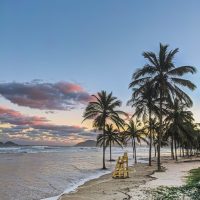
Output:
left=0, top=106, right=48, bottom=126
left=0, top=107, right=95, bottom=143
left=0, top=81, right=92, bottom=110
left=55, top=82, right=84, bottom=93
left=0, top=106, right=85, bottom=131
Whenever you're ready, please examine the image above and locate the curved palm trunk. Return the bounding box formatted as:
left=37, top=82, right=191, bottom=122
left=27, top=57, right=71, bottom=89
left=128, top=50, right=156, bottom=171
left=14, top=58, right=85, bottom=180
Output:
left=149, top=109, right=152, bottom=166
left=133, top=138, right=137, bottom=164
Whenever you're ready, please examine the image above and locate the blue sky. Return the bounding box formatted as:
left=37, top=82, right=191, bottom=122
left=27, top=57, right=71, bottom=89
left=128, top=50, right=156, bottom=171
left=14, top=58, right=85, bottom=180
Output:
left=0, top=0, right=199, bottom=145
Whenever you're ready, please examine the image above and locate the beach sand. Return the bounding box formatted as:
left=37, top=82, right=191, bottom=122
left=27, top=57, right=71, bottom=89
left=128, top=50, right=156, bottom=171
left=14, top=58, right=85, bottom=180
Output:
left=60, top=162, right=156, bottom=200
left=60, top=157, right=200, bottom=200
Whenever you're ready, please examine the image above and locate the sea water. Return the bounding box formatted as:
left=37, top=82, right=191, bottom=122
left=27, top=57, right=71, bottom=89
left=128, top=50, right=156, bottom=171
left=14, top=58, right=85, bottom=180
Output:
left=0, top=146, right=171, bottom=200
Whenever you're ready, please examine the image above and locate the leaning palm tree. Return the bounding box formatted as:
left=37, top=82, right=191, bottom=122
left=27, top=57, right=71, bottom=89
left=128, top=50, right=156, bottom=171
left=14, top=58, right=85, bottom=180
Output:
left=130, top=43, right=196, bottom=171
left=83, top=91, right=126, bottom=169
left=128, top=81, right=159, bottom=166
left=124, top=119, right=147, bottom=164
left=97, top=124, right=123, bottom=161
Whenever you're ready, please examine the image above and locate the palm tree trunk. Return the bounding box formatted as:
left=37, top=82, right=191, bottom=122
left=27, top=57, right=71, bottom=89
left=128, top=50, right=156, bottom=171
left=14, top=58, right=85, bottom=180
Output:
left=157, top=91, right=163, bottom=171
left=190, top=147, right=192, bottom=157
left=109, top=141, right=112, bottom=161
left=133, top=138, right=137, bottom=164
left=102, top=123, right=106, bottom=169
left=179, top=144, right=181, bottom=157
left=132, top=137, right=134, bottom=159
left=182, top=147, right=185, bottom=157
left=171, top=136, right=175, bottom=160
left=186, top=148, right=189, bottom=158
left=149, top=109, right=152, bottom=166
left=154, top=144, right=157, bottom=157
left=175, top=140, right=178, bottom=161
left=153, top=133, right=157, bottom=157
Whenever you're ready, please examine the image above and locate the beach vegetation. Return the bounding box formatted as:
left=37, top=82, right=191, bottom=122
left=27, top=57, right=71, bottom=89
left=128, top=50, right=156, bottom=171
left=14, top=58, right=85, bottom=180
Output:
left=129, top=43, right=197, bottom=171
left=164, top=98, right=195, bottom=161
left=83, top=43, right=198, bottom=170
left=123, top=119, right=148, bottom=163
left=96, top=124, right=123, bottom=161
left=128, top=80, right=159, bottom=166
left=83, top=90, right=126, bottom=169
left=152, top=167, right=200, bottom=200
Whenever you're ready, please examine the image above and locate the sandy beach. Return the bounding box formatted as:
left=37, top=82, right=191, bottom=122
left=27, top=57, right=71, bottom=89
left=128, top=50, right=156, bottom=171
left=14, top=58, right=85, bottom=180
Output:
left=60, top=157, right=200, bottom=200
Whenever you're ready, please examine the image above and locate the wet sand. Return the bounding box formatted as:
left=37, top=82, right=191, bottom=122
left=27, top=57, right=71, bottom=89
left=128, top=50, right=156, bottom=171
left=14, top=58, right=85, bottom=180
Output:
left=60, top=161, right=157, bottom=200
left=60, top=157, right=200, bottom=200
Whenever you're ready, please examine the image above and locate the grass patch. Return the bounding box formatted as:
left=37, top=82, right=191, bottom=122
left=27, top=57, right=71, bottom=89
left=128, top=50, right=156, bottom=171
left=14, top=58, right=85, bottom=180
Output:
left=152, top=167, right=200, bottom=200
left=187, top=168, right=200, bottom=185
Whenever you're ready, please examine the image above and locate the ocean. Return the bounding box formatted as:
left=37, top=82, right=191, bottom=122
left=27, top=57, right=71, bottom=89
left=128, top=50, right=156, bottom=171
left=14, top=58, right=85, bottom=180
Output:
left=0, top=146, right=171, bottom=200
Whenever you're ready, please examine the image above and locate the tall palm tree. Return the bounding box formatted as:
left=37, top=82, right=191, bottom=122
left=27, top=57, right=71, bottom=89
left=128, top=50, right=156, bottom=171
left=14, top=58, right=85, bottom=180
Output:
left=130, top=43, right=196, bottom=171
left=97, top=124, right=123, bottom=161
left=83, top=91, right=126, bottom=169
left=128, top=81, right=159, bottom=166
left=124, top=119, right=147, bottom=164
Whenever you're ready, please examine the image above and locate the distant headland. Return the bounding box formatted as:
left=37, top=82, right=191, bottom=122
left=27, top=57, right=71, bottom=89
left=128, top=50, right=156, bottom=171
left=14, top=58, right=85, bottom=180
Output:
left=74, top=140, right=97, bottom=147
left=0, top=141, right=19, bottom=146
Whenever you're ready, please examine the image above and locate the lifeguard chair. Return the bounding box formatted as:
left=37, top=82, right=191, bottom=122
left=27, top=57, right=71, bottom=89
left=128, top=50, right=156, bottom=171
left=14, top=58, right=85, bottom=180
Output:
left=112, top=152, right=129, bottom=179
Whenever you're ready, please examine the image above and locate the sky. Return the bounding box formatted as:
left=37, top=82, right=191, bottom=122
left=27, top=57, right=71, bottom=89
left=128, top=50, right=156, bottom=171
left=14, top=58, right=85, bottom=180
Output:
left=0, top=0, right=200, bottom=145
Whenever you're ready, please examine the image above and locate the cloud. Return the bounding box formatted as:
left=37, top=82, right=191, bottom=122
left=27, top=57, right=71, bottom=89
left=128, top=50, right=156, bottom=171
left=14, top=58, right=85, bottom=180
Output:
left=0, top=106, right=48, bottom=126
left=0, top=81, right=92, bottom=110
left=0, top=106, right=96, bottom=145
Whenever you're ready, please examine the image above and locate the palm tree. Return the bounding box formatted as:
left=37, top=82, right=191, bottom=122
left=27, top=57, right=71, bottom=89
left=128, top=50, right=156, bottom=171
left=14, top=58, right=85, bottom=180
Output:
left=124, top=119, right=147, bottom=164
left=128, top=81, right=159, bottom=166
left=130, top=43, right=196, bottom=171
left=97, top=124, right=123, bottom=161
left=165, top=98, right=194, bottom=161
left=83, top=91, right=126, bottom=169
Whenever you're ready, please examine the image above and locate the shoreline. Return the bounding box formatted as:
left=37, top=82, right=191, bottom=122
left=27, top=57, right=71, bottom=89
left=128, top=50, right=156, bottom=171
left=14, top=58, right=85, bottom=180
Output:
left=59, top=161, right=158, bottom=200
left=59, top=156, right=200, bottom=200
left=43, top=158, right=148, bottom=200
left=42, top=169, right=112, bottom=200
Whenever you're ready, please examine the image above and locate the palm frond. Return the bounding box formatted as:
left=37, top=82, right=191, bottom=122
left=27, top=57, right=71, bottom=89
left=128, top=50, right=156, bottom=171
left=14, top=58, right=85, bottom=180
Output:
left=168, top=66, right=197, bottom=76
left=171, top=77, right=196, bottom=90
